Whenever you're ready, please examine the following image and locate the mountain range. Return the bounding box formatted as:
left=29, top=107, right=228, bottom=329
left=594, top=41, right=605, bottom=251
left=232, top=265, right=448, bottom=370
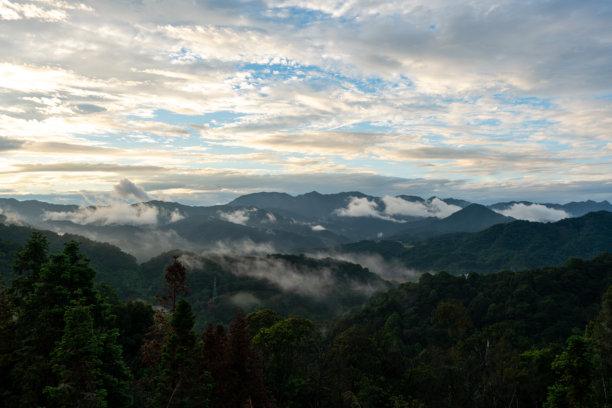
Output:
left=1, top=192, right=611, bottom=275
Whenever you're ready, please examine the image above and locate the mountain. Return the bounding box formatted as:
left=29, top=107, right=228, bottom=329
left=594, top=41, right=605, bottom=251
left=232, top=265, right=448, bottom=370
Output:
left=489, top=199, right=612, bottom=218
left=0, top=199, right=352, bottom=260
left=0, top=222, right=392, bottom=326
left=339, top=211, right=612, bottom=275
left=2, top=194, right=610, bottom=263
left=389, top=204, right=515, bottom=241
left=228, top=191, right=369, bottom=220
left=558, top=200, right=612, bottom=217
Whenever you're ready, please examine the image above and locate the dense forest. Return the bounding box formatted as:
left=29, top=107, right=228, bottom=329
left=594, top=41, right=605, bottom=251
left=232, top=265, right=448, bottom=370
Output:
left=1, top=232, right=611, bottom=407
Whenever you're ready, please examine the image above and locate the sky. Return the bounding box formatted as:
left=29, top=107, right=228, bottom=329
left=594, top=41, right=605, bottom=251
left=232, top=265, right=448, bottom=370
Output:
left=0, top=0, right=611, bottom=206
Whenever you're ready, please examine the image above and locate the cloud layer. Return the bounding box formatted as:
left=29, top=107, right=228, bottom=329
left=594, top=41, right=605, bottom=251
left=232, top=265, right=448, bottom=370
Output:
left=0, top=0, right=610, bottom=204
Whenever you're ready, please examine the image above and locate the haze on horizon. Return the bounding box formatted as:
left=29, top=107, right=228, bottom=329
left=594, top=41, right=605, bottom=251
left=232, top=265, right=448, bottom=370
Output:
left=1, top=0, right=611, bottom=206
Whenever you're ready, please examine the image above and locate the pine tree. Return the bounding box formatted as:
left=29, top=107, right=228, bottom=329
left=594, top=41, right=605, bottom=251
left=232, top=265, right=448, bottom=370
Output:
left=43, top=302, right=107, bottom=408
left=9, top=231, right=48, bottom=306
left=9, top=237, right=132, bottom=408
left=156, top=256, right=188, bottom=312
left=154, top=299, right=212, bottom=408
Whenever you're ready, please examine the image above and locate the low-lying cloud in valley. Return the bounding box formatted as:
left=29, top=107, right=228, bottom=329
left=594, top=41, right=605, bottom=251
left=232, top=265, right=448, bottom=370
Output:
left=43, top=202, right=184, bottom=226
left=335, top=197, right=395, bottom=221
left=494, top=203, right=569, bottom=222
left=308, top=251, right=421, bottom=282
left=335, top=196, right=461, bottom=221
left=204, top=238, right=278, bottom=256
left=217, top=209, right=254, bottom=226
left=382, top=196, right=461, bottom=218
left=206, top=254, right=336, bottom=298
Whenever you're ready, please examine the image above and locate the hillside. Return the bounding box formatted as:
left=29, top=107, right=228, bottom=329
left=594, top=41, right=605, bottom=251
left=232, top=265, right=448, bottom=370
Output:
left=0, top=222, right=392, bottom=327
left=340, top=211, right=612, bottom=274
left=322, top=252, right=612, bottom=407
left=389, top=203, right=515, bottom=241
left=139, top=251, right=393, bottom=328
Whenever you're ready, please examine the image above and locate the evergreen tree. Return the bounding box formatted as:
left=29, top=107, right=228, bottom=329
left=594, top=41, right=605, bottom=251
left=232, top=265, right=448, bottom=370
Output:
left=157, top=256, right=188, bottom=312
left=8, top=237, right=131, bottom=408
left=154, top=299, right=212, bottom=408
left=43, top=302, right=107, bottom=408
left=9, top=231, right=48, bottom=306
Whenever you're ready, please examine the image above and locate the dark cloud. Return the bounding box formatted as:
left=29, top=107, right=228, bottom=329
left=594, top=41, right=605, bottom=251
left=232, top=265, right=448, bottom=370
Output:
left=0, top=137, right=24, bottom=151
left=113, top=178, right=151, bottom=201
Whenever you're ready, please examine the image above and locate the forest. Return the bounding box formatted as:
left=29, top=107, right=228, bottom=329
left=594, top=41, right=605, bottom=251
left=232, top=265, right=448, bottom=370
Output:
left=1, top=232, right=611, bottom=407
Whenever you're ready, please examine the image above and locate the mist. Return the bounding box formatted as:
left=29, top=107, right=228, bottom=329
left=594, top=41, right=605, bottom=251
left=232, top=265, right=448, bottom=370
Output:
left=43, top=202, right=184, bottom=227
left=494, top=203, right=569, bottom=222
left=308, top=250, right=421, bottom=282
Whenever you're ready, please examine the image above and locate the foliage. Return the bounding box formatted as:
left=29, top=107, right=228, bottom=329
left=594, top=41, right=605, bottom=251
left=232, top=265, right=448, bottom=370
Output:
left=2, top=231, right=612, bottom=408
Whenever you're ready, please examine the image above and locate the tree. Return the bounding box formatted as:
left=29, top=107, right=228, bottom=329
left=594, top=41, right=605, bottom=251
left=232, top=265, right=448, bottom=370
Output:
left=586, top=285, right=612, bottom=407
left=545, top=334, right=596, bottom=408
left=43, top=302, right=107, bottom=408
left=9, top=237, right=131, bottom=408
left=9, top=231, right=48, bottom=306
left=153, top=298, right=211, bottom=408
left=156, top=256, right=188, bottom=312
left=254, top=316, right=319, bottom=407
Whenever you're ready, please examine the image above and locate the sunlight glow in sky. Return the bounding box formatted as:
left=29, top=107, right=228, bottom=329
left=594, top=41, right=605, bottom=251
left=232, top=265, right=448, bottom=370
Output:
left=1, top=0, right=611, bottom=205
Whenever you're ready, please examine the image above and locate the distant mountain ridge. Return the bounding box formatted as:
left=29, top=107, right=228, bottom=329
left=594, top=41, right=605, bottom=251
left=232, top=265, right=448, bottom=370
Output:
left=1, top=193, right=610, bottom=262
left=389, top=204, right=515, bottom=241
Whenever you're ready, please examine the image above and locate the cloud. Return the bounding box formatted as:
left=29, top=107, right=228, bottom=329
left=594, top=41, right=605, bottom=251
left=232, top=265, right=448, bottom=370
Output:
left=0, top=0, right=610, bottom=205
left=382, top=196, right=461, bottom=218
left=205, top=238, right=277, bottom=256
left=217, top=208, right=254, bottom=225
left=43, top=202, right=161, bottom=226
left=494, top=203, right=569, bottom=222
left=0, top=207, right=26, bottom=225
left=334, top=196, right=396, bottom=221
left=311, top=224, right=325, bottom=231
left=308, top=250, right=421, bottom=282
left=205, top=254, right=336, bottom=298
left=177, top=253, right=205, bottom=270
left=113, top=178, right=151, bottom=201
left=335, top=195, right=461, bottom=221
left=0, top=136, right=24, bottom=151
left=229, top=292, right=261, bottom=309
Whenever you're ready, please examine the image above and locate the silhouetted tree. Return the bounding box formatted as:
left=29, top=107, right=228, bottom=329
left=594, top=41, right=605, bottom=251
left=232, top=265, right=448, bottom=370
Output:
left=156, top=256, right=188, bottom=312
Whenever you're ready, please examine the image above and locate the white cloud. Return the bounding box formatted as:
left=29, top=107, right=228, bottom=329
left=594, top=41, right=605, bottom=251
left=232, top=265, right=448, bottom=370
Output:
left=205, top=238, right=277, bottom=255
left=335, top=195, right=461, bottom=221
left=43, top=202, right=161, bottom=226
left=382, top=196, right=461, bottom=218
left=309, top=250, right=421, bottom=282
left=0, top=207, right=26, bottom=225
left=217, top=208, right=254, bottom=225
left=334, top=196, right=396, bottom=221
left=311, top=224, right=325, bottom=231
left=494, top=203, right=569, bottom=222
left=206, top=254, right=336, bottom=298
left=0, top=0, right=610, bottom=204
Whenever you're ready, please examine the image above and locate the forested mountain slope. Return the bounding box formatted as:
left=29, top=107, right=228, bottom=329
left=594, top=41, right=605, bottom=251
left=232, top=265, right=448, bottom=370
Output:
left=340, top=210, right=612, bottom=274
